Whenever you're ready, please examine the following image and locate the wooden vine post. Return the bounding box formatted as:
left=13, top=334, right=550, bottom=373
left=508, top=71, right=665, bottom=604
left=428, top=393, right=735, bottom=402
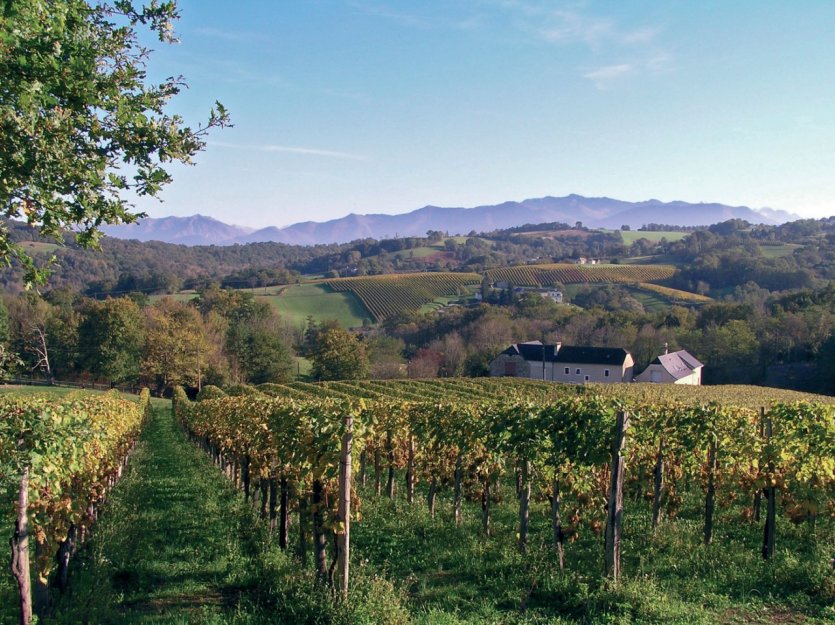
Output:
left=762, top=413, right=776, bottom=560
left=551, top=477, right=565, bottom=570
left=453, top=452, right=463, bottom=526
left=481, top=472, right=492, bottom=537
left=385, top=431, right=395, bottom=499
left=651, top=437, right=664, bottom=530
left=753, top=408, right=765, bottom=522
left=604, top=411, right=628, bottom=582
left=518, top=460, right=531, bottom=553
left=312, top=478, right=327, bottom=579
left=336, top=414, right=353, bottom=599
left=279, top=477, right=289, bottom=550
left=406, top=435, right=415, bottom=504
left=703, top=438, right=718, bottom=545
left=11, top=467, right=32, bottom=625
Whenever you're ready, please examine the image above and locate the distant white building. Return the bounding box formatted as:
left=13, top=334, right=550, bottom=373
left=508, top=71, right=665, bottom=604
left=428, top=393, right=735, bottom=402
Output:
left=635, top=350, right=703, bottom=385
left=541, top=290, right=563, bottom=303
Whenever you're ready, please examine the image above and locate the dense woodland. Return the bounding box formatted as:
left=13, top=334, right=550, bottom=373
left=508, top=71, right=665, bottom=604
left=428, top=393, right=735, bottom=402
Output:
left=1, top=217, right=835, bottom=394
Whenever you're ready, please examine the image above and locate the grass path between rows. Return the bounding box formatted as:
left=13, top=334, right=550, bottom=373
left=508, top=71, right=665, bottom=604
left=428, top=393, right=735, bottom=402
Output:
left=53, top=405, right=261, bottom=624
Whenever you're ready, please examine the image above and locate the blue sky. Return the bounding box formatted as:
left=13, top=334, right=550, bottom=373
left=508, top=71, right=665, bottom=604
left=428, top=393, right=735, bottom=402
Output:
left=137, top=1, right=835, bottom=228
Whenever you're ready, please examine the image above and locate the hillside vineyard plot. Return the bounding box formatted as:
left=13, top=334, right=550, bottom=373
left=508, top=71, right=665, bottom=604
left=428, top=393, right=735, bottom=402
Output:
left=174, top=379, right=834, bottom=601
left=485, top=263, right=677, bottom=287
left=324, top=272, right=481, bottom=321
left=635, top=282, right=714, bottom=303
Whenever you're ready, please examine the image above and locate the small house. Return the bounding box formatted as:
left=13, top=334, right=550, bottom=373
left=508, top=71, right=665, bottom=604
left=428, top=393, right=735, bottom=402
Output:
left=634, top=350, right=703, bottom=385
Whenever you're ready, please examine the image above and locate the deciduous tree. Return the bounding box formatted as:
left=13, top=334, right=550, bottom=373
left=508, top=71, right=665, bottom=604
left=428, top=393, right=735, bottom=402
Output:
left=77, top=297, right=144, bottom=384
left=142, top=298, right=209, bottom=392
left=311, top=326, right=369, bottom=381
left=0, top=0, right=229, bottom=284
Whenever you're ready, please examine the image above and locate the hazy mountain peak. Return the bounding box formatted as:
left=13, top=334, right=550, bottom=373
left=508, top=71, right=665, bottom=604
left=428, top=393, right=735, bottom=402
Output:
left=101, top=195, right=802, bottom=246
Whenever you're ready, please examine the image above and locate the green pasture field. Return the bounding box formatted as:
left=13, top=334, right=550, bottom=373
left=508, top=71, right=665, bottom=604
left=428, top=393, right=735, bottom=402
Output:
left=625, top=286, right=671, bottom=313
left=148, top=291, right=199, bottom=304
left=618, top=254, right=681, bottom=266
left=237, top=284, right=289, bottom=296
left=618, top=230, right=688, bottom=244
left=393, top=246, right=442, bottom=259
left=561, top=284, right=681, bottom=313
left=263, top=282, right=371, bottom=328
left=417, top=295, right=469, bottom=315
left=759, top=242, right=802, bottom=258
left=17, top=240, right=61, bottom=254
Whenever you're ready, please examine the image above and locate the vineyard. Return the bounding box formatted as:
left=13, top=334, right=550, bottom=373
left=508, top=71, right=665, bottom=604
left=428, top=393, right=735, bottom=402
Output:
left=0, top=389, right=151, bottom=623
left=485, top=263, right=677, bottom=287
left=172, top=378, right=835, bottom=619
left=324, top=272, right=481, bottom=321
left=632, top=282, right=714, bottom=304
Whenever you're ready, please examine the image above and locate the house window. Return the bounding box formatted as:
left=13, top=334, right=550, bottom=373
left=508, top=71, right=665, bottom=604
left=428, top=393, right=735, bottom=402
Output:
left=584, top=375, right=590, bottom=382
left=564, top=367, right=570, bottom=375
left=604, top=369, right=610, bottom=378
left=504, top=362, right=517, bottom=376
left=575, top=368, right=581, bottom=375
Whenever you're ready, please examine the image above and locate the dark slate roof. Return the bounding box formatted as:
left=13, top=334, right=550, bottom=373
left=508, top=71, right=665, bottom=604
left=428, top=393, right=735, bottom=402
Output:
left=553, top=346, right=630, bottom=366
left=501, top=341, right=558, bottom=362
left=649, top=350, right=703, bottom=379
left=501, top=342, right=630, bottom=366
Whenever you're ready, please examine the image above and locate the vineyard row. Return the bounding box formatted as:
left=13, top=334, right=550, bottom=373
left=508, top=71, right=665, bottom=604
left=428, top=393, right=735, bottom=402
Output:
left=1, top=390, right=151, bottom=624
left=485, top=263, right=677, bottom=287
left=324, top=272, right=481, bottom=320
left=176, top=379, right=834, bottom=599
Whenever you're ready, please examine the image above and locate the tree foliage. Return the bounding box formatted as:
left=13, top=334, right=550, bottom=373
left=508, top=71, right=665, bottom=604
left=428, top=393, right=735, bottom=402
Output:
left=0, top=0, right=230, bottom=284
left=77, top=297, right=145, bottom=384
left=311, top=326, right=369, bottom=381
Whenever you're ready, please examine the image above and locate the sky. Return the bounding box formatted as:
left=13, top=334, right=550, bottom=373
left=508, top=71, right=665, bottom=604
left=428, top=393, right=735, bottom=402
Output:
left=135, top=0, right=835, bottom=228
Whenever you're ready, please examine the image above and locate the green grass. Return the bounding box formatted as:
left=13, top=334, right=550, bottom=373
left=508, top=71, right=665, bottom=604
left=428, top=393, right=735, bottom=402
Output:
left=45, top=406, right=263, bottom=624
left=618, top=230, right=688, bottom=245
left=294, top=356, right=312, bottom=379
left=393, top=246, right=442, bottom=260
left=149, top=292, right=199, bottom=303
left=347, top=476, right=835, bottom=625
left=759, top=243, right=802, bottom=259
left=618, top=254, right=682, bottom=266
left=263, top=283, right=371, bottom=328
left=626, top=287, right=671, bottom=313
left=17, top=240, right=61, bottom=253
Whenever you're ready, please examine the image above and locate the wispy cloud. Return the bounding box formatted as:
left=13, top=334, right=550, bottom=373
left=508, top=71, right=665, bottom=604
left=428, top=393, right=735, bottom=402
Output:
left=193, top=26, right=270, bottom=44
left=347, top=1, right=488, bottom=32
left=584, top=52, right=671, bottom=90
left=493, top=1, right=671, bottom=87
left=347, top=2, right=433, bottom=28
left=622, top=26, right=661, bottom=45
left=583, top=63, right=634, bottom=89
left=209, top=141, right=366, bottom=161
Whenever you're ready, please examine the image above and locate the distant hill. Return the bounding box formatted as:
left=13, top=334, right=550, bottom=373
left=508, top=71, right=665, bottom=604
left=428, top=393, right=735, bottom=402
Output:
left=101, top=214, right=254, bottom=245
left=103, top=196, right=800, bottom=246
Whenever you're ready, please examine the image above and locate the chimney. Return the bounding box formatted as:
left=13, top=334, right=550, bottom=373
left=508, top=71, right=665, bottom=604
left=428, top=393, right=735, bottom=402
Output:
left=664, top=342, right=669, bottom=355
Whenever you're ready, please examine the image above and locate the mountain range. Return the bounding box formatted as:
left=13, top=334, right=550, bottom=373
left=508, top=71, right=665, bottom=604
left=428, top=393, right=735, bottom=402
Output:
left=102, top=195, right=800, bottom=246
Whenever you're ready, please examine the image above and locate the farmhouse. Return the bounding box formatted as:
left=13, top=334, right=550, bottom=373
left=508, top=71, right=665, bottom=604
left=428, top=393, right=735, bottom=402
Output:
left=634, top=349, right=703, bottom=385
left=490, top=341, right=634, bottom=383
